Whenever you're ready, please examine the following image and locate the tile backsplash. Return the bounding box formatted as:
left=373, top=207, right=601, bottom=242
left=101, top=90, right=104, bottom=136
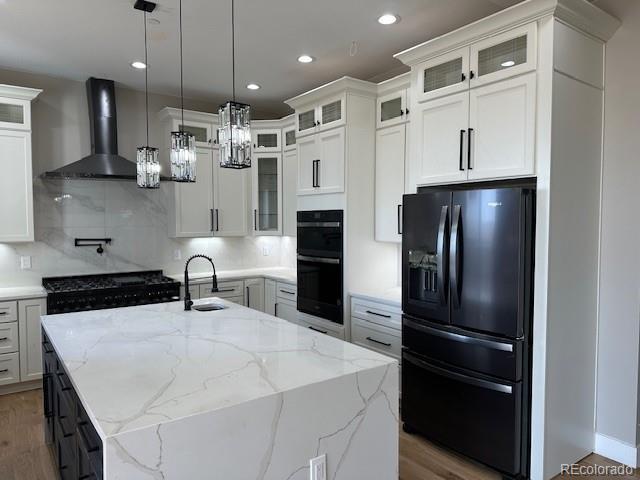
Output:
left=0, top=179, right=296, bottom=287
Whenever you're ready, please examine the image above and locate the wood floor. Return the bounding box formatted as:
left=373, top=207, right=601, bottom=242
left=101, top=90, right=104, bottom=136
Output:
left=0, top=388, right=637, bottom=479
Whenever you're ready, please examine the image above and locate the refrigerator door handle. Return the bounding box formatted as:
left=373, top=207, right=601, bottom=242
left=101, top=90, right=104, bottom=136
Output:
left=450, top=205, right=462, bottom=308
left=403, top=317, right=514, bottom=352
left=436, top=205, right=449, bottom=305
left=403, top=351, right=513, bottom=394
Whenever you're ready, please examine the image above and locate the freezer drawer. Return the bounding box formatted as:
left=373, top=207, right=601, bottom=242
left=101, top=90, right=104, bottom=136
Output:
left=402, top=315, right=523, bottom=381
left=402, top=350, right=522, bottom=476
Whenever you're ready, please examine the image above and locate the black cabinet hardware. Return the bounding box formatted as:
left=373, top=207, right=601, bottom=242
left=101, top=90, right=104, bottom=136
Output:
left=467, top=128, right=474, bottom=170
left=274, top=303, right=278, bottom=316
left=253, top=209, right=257, bottom=230
left=461, top=73, right=466, bottom=81
left=366, top=337, right=392, bottom=347
left=470, top=70, right=475, bottom=79
left=312, top=159, right=320, bottom=188
left=0, top=369, right=8, bottom=374
left=397, top=205, right=403, bottom=235
left=459, top=130, right=466, bottom=171
left=215, top=209, right=219, bottom=232
left=210, top=209, right=214, bottom=232
left=246, top=286, right=250, bottom=307
left=405, top=108, right=410, bottom=115
left=308, top=325, right=328, bottom=334
left=217, top=288, right=236, bottom=293
left=0, top=337, right=7, bottom=341
left=279, top=289, right=295, bottom=295
left=365, top=310, right=391, bottom=319
left=0, top=312, right=7, bottom=316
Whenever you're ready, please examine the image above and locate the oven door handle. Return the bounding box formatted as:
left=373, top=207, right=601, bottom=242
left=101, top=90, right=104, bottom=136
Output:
left=296, top=222, right=341, bottom=228
left=436, top=205, right=449, bottom=305
left=297, top=255, right=340, bottom=265
left=403, top=351, right=513, bottom=394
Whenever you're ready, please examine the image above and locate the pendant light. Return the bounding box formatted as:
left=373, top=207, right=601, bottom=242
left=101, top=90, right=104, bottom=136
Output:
left=218, top=0, right=251, bottom=169
left=135, top=1, right=160, bottom=189
left=170, top=0, right=196, bottom=182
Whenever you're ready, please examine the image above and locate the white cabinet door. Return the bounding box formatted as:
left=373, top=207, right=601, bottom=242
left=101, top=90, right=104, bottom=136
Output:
left=174, top=118, right=215, bottom=149
left=275, top=299, right=297, bottom=324
left=470, top=22, right=537, bottom=88
left=416, top=47, right=469, bottom=103
left=244, top=278, right=265, bottom=312
left=376, top=89, right=408, bottom=129
left=282, top=125, right=296, bottom=152
left=411, top=92, right=469, bottom=186
left=172, top=148, right=214, bottom=237
left=0, top=130, right=33, bottom=242
left=468, top=73, right=536, bottom=180
left=318, top=94, right=346, bottom=132
left=252, top=128, right=281, bottom=153
left=252, top=154, right=282, bottom=235
left=297, top=134, right=318, bottom=195
left=296, top=107, right=318, bottom=138
left=316, top=127, right=345, bottom=194
left=18, top=298, right=45, bottom=382
left=0, top=98, right=31, bottom=131
left=282, top=148, right=298, bottom=237
left=375, top=124, right=406, bottom=243
left=265, top=279, right=276, bottom=316
left=213, top=148, right=249, bottom=237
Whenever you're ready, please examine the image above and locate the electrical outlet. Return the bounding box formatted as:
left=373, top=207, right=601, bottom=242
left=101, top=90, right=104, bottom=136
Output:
left=20, top=256, right=32, bottom=270
left=262, top=246, right=270, bottom=256
left=309, top=454, right=326, bottom=480
left=173, top=249, right=182, bottom=261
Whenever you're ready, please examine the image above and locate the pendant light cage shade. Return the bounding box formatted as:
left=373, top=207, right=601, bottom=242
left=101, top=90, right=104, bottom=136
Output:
left=170, top=131, right=196, bottom=182
left=137, top=146, right=160, bottom=188
left=218, top=101, right=251, bottom=169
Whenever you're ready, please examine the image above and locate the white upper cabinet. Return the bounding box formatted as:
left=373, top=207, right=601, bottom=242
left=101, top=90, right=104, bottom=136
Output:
left=297, top=134, right=318, bottom=195
left=412, top=91, right=469, bottom=186
left=376, top=89, right=409, bottom=129
left=177, top=119, right=215, bottom=149
left=214, top=149, right=249, bottom=237
left=282, top=148, right=297, bottom=236
left=283, top=124, right=296, bottom=151
left=296, top=126, right=345, bottom=195
left=296, top=106, right=317, bottom=137
left=468, top=72, right=536, bottom=180
left=252, top=153, right=282, bottom=235
left=0, top=85, right=41, bottom=243
left=375, top=124, right=406, bottom=243
left=170, top=148, right=214, bottom=237
left=470, top=23, right=537, bottom=87
left=295, top=94, right=346, bottom=137
left=251, top=128, right=281, bottom=153
left=416, top=47, right=469, bottom=103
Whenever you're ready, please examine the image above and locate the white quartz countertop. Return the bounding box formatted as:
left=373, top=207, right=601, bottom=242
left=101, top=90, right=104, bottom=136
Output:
left=0, top=286, right=47, bottom=301
left=168, top=266, right=296, bottom=285
left=41, top=298, right=394, bottom=440
left=350, top=286, right=402, bottom=308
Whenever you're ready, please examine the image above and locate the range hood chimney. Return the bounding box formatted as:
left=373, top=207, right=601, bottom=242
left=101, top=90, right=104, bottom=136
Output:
left=43, top=78, right=137, bottom=180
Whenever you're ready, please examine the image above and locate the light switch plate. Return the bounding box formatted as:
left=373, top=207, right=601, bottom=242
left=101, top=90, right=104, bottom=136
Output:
left=20, top=256, right=31, bottom=270
left=309, top=454, right=326, bottom=480
left=173, top=249, right=182, bottom=261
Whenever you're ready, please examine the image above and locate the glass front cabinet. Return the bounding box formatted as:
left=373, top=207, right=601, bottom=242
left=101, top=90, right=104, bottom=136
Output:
left=252, top=128, right=281, bottom=153
left=376, top=89, right=409, bottom=129
left=252, top=154, right=282, bottom=235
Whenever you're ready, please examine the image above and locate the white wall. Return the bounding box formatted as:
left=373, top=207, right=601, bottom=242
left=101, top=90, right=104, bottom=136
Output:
left=0, top=68, right=295, bottom=286
left=595, top=0, right=640, bottom=459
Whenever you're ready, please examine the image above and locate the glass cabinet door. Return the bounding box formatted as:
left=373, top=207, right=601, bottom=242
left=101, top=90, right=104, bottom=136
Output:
left=318, top=94, right=346, bottom=131
left=417, top=47, right=469, bottom=103
left=283, top=127, right=296, bottom=151
left=297, top=108, right=317, bottom=135
left=253, top=154, right=282, bottom=235
left=376, top=89, right=408, bottom=128
left=176, top=120, right=213, bottom=148
left=251, top=128, right=281, bottom=153
left=0, top=98, right=30, bottom=130
left=470, top=22, right=536, bottom=87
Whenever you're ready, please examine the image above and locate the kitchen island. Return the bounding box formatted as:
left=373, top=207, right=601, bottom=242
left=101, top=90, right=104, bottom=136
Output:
left=41, top=298, right=398, bottom=480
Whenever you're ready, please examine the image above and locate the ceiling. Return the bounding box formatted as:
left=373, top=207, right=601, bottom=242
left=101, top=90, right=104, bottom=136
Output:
left=0, top=0, right=525, bottom=118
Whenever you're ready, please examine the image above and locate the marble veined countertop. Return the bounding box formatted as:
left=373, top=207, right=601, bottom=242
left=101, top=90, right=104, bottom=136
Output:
left=0, top=286, right=47, bottom=301
left=41, top=298, right=395, bottom=440
left=167, top=266, right=296, bottom=285
left=350, top=286, right=402, bottom=308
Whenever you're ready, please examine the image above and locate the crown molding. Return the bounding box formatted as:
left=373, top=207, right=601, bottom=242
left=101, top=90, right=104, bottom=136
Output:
left=285, top=76, right=377, bottom=110
left=0, top=84, right=42, bottom=101
left=158, top=106, right=218, bottom=124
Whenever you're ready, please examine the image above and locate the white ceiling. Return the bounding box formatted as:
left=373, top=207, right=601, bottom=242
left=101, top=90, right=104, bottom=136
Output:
left=0, top=0, right=524, bottom=117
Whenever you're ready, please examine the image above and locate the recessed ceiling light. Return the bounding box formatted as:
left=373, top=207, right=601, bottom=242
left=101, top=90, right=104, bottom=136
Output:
left=377, top=13, right=399, bottom=25
left=246, top=83, right=260, bottom=90
left=501, top=60, right=515, bottom=67
left=297, top=55, right=314, bottom=64
left=131, top=61, right=147, bottom=69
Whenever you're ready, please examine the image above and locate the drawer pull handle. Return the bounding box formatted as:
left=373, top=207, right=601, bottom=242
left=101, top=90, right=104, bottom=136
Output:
left=217, top=288, right=236, bottom=293
left=308, top=326, right=328, bottom=334
left=0, top=337, right=7, bottom=341
left=0, top=312, right=7, bottom=316
left=366, top=336, right=391, bottom=347
left=365, top=310, right=391, bottom=319
left=0, top=369, right=8, bottom=374
left=279, top=289, right=295, bottom=295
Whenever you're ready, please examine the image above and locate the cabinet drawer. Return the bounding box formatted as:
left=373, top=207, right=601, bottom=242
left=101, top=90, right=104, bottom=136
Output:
left=0, top=301, right=17, bottom=323
left=200, top=280, right=243, bottom=299
left=0, top=352, right=20, bottom=385
left=298, top=319, right=345, bottom=340
left=276, top=282, right=297, bottom=300
left=227, top=296, right=244, bottom=305
left=351, top=299, right=401, bottom=330
left=0, top=322, right=18, bottom=354
left=352, top=322, right=401, bottom=359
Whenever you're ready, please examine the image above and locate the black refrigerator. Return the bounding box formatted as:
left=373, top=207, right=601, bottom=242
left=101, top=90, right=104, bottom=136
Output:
left=401, top=184, right=534, bottom=479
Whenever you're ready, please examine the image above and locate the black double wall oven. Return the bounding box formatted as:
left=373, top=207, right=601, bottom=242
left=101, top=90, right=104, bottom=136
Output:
left=297, top=210, right=344, bottom=324
left=401, top=184, right=535, bottom=479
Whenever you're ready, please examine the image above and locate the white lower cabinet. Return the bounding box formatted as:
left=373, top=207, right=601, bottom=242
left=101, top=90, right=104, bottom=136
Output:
left=244, top=278, right=265, bottom=312
left=297, top=315, right=345, bottom=340
left=350, top=296, right=401, bottom=359
left=18, top=298, right=45, bottom=382
left=275, top=299, right=297, bottom=323
left=200, top=280, right=243, bottom=299
left=273, top=281, right=298, bottom=324
left=0, top=352, right=20, bottom=386
left=375, top=124, right=406, bottom=243
left=0, top=323, right=18, bottom=355
left=265, top=279, right=277, bottom=316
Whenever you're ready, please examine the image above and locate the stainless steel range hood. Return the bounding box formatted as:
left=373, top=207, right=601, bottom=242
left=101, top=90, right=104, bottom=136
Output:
left=43, top=78, right=137, bottom=180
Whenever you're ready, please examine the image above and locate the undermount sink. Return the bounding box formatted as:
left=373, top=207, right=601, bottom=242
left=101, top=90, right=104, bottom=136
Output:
left=192, top=303, right=227, bottom=312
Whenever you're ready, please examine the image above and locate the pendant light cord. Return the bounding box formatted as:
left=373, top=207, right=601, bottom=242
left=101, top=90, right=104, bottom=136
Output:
left=231, top=0, right=235, bottom=102
left=144, top=10, right=149, bottom=147
left=179, top=0, right=185, bottom=130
